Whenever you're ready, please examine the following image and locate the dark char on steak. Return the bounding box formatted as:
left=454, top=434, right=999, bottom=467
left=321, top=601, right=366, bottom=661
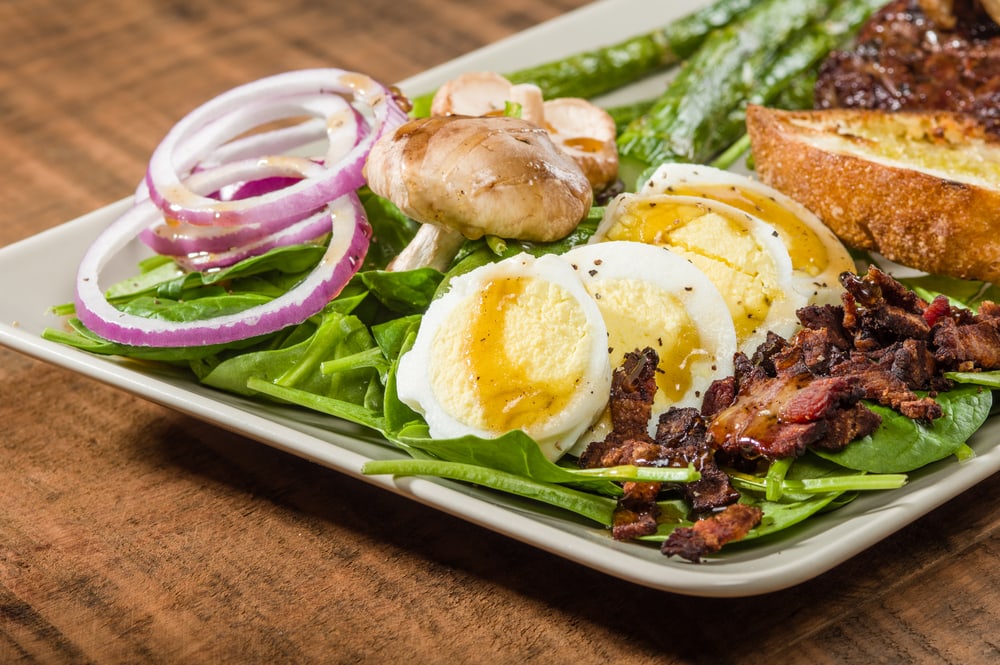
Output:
left=814, top=0, right=1000, bottom=134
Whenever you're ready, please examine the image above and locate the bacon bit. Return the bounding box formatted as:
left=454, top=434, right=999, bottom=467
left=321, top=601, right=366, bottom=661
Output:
left=661, top=503, right=763, bottom=563
left=923, top=294, right=953, bottom=327
left=585, top=267, right=1000, bottom=561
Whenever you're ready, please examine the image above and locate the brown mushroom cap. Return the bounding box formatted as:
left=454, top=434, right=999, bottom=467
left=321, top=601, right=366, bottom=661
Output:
left=427, top=71, right=618, bottom=191
left=364, top=114, right=592, bottom=242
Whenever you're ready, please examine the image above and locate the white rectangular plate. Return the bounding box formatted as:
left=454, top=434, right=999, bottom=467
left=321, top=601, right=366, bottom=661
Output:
left=3, top=0, right=999, bottom=597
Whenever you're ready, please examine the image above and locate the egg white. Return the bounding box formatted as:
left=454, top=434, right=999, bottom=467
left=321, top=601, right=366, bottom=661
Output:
left=593, top=191, right=808, bottom=353
left=561, top=241, right=737, bottom=447
left=394, top=252, right=612, bottom=461
left=638, top=163, right=855, bottom=305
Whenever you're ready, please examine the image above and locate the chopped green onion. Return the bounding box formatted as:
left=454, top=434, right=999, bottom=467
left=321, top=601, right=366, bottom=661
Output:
left=362, top=459, right=616, bottom=525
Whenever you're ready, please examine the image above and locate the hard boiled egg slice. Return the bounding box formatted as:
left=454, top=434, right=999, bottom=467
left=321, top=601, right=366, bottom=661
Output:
left=562, top=241, right=737, bottom=444
left=395, top=252, right=611, bottom=462
left=638, top=163, right=855, bottom=305
left=593, top=193, right=807, bottom=353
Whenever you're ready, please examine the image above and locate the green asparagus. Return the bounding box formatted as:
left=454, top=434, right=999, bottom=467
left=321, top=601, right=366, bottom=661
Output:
left=409, top=0, right=759, bottom=117
left=705, top=0, right=885, bottom=172
left=726, top=0, right=887, bottom=138
left=616, top=0, right=836, bottom=169
left=506, top=0, right=760, bottom=99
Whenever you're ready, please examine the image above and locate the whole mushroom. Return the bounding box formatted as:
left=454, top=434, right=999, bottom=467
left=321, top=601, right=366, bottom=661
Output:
left=364, top=114, right=593, bottom=272
left=430, top=71, right=619, bottom=191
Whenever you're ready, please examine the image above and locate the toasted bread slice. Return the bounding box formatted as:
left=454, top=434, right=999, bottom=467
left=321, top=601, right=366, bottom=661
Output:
left=746, top=104, right=1000, bottom=283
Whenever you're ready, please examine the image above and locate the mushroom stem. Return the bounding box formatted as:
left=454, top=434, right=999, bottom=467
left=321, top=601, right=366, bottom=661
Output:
left=388, top=223, right=467, bottom=272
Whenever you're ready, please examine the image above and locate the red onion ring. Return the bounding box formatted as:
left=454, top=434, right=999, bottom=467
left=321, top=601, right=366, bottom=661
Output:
left=140, top=72, right=382, bottom=270
left=139, top=97, right=366, bottom=257
left=144, top=69, right=407, bottom=228
left=138, top=157, right=323, bottom=255
left=76, top=68, right=406, bottom=347
left=173, top=207, right=333, bottom=272
left=75, top=193, right=370, bottom=347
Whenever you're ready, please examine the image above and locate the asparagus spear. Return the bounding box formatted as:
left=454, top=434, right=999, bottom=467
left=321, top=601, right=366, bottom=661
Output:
left=409, top=0, right=759, bottom=116
left=506, top=0, right=760, bottom=99
left=616, top=0, right=836, bottom=169
left=705, top=0, right=886, bottom=170
left=748, top=0, right=885, bottom=111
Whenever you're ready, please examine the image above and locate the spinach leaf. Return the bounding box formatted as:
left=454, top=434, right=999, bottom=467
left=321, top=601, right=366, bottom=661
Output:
left=947, top=370, right=1000, bottom=390
left=390, top=424, right=621, bottom=495
left=642, top=454, right=861, bottom=544
left=359, top=268, right=443, bottom=313
left=813, top=386, right=992, bottom=473
left=42, top=316, right=280, bottom=362
left=361, top=458, right=618, bottom=526
left=900, top=274, right=1000, bottom=311
left=121, top=293, right=273, bottom=321
left=201, top=308, right=379, bottom=404
left=106, top=259, right=186, bottom=300
left=358, top=187, right=419, bottom=270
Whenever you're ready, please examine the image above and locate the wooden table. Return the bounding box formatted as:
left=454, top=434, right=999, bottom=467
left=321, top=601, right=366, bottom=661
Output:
left=2, top=0, right=998, bottom=662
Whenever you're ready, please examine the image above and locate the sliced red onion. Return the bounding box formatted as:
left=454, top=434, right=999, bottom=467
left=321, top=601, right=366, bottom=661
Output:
left=139, top=100, right=366, bottom=259
left=144, top=69, right=408, bottom=228
left=75, top=193, right=370, bottom=347
left=201, top=118, right=328, bottom=168
left=218, top=175, right=304, bottom=202
left=173, top=207, right=332, bottom=272
left=139, top=157, right=324, bottom=254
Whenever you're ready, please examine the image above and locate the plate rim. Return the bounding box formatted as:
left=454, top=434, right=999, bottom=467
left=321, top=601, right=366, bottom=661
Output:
left=2, top=0, right=999, bottom=597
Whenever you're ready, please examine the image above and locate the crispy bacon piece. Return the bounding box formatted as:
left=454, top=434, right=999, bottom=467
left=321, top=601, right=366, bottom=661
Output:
left=933, top=300, right=1000, bottom=369
left=661, top=503, right=763, bottom=563
left=613, top=480, right=661, bottom=541
left=579, top=348, right=663, bottom=540
left=827, top=341, right=944, bottom=420
left=580, top=267, right=1000, bottom=560
left=579, top=348, right=739, bottom=540
left=656, top=407, right=741, bottom=512
left=707, top=350, right=882, bottom=459
left=703, top=266, right=996, bottom=459
left=577, top=347, right=659, bottom=471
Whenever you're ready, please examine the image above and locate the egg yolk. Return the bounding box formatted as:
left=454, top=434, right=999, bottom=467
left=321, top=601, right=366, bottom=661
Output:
left=603, top=199, right=781, bottom=345
left=427, top=274, right=594, bottom=436
left=584, top=277, right=707, bottom=409
left=666, top=184, right=829, bottom=278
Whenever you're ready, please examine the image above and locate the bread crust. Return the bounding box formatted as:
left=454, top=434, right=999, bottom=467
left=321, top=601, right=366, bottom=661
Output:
left=746, top=104, right=1000, bottom=283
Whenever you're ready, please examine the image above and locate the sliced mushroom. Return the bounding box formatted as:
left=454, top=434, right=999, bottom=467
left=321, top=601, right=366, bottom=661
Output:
left=364, top=114, right=593, bottom=271
left=542, top=97, right=619, bottom=192
left=430, top=71, right=545, bottom=124
left=429, top=71, right=618, bottom=190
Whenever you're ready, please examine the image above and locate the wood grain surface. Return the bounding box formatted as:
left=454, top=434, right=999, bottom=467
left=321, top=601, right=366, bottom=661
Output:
left=2, top=0, right=999, bottom=663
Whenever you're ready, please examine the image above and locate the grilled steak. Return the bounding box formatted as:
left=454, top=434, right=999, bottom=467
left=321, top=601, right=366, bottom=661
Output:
left=814, top=0, right=1000, bottom=134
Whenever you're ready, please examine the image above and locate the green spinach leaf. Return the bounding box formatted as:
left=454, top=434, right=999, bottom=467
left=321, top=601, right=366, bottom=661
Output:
left=813, top=386, right=992, bottom=473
